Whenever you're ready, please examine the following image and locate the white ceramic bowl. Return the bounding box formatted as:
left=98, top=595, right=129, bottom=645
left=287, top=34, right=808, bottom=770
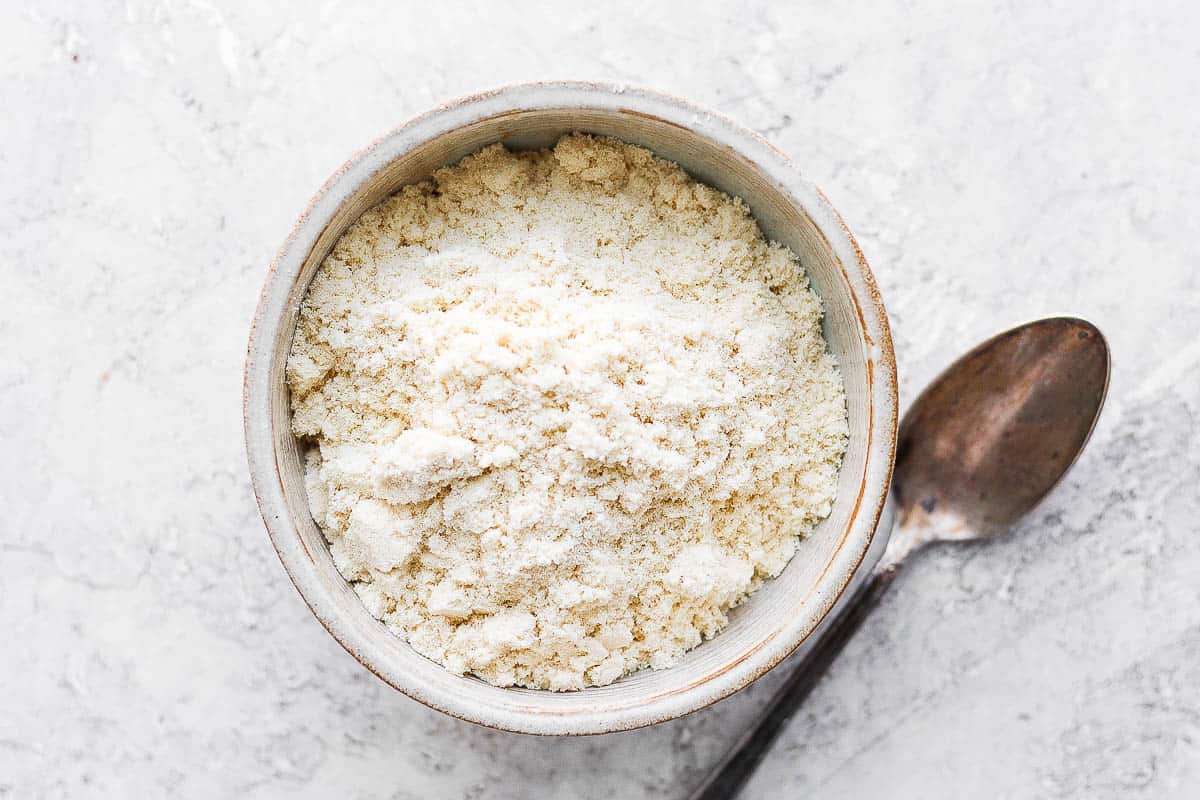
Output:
left=244, top=82, right=897, bottom=734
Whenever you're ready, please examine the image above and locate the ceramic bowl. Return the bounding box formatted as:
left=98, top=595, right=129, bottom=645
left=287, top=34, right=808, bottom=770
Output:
left=244, top=81, right=897, bottom=734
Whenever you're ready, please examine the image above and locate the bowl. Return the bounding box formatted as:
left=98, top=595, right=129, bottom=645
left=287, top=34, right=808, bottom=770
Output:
left=244, top=82, right=897, bottom=735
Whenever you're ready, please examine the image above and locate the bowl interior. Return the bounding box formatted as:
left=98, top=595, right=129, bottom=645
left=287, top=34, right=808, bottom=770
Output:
left=256, top=98, right=888, bottom=733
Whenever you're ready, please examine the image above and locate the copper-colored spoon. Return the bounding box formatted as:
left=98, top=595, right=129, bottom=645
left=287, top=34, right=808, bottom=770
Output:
left=690, top=316, right=1111, bottom=800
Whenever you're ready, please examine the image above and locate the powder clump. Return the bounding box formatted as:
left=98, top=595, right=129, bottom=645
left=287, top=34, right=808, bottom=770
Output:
left=287, top=134, right=848, bottom=690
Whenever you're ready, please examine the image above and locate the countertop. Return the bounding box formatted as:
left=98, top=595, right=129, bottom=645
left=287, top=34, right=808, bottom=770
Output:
left=3, top=2, right=1198, bottom=797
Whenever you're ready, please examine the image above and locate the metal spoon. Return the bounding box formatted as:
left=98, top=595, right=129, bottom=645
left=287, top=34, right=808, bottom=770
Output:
left=689, top=316, right=1111, bottom=800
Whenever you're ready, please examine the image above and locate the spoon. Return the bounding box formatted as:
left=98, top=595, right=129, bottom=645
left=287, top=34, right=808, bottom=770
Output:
left=689, top=316, right=1110, bottom=800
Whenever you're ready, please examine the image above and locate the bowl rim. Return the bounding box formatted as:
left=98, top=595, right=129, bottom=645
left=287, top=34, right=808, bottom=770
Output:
left=244, top=80, right=897, bottom=734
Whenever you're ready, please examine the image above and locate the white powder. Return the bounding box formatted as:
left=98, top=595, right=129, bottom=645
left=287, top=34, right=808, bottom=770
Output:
left=287, top=135, right=848, bottom=690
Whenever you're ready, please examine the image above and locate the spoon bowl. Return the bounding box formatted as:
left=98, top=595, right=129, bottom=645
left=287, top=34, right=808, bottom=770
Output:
left=895, top=317, right=1110, bottom=539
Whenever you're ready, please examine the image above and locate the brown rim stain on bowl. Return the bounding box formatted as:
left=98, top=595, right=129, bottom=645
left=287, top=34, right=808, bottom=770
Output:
left=243, top=81, right=898, bottom=735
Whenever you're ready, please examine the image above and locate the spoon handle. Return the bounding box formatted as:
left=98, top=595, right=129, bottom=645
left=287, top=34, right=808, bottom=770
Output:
left=687, top=562, right=902, bottom=800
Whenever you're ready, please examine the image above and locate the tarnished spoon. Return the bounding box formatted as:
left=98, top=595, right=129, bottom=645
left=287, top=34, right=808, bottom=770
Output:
left=690, top=316, right=1111, bottom=800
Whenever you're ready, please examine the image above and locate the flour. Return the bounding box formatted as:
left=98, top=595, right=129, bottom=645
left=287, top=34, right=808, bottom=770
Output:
left=287, top=135, right=848, bottom=690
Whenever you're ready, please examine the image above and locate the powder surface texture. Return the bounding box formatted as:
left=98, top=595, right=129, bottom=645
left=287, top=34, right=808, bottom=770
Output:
left=287, top=135, right=848, bottom=690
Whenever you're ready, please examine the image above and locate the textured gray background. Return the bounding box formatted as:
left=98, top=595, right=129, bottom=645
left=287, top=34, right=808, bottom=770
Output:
left=3, top=1, right=1198, bottom=798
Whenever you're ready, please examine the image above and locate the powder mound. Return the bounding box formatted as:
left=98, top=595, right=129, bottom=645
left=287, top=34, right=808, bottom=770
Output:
left=287, top=134, right=849, bottom=690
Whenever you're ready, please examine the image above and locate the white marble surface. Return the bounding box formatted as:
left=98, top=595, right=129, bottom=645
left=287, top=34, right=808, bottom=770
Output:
left=3, top=2, right=1198, bottom=797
